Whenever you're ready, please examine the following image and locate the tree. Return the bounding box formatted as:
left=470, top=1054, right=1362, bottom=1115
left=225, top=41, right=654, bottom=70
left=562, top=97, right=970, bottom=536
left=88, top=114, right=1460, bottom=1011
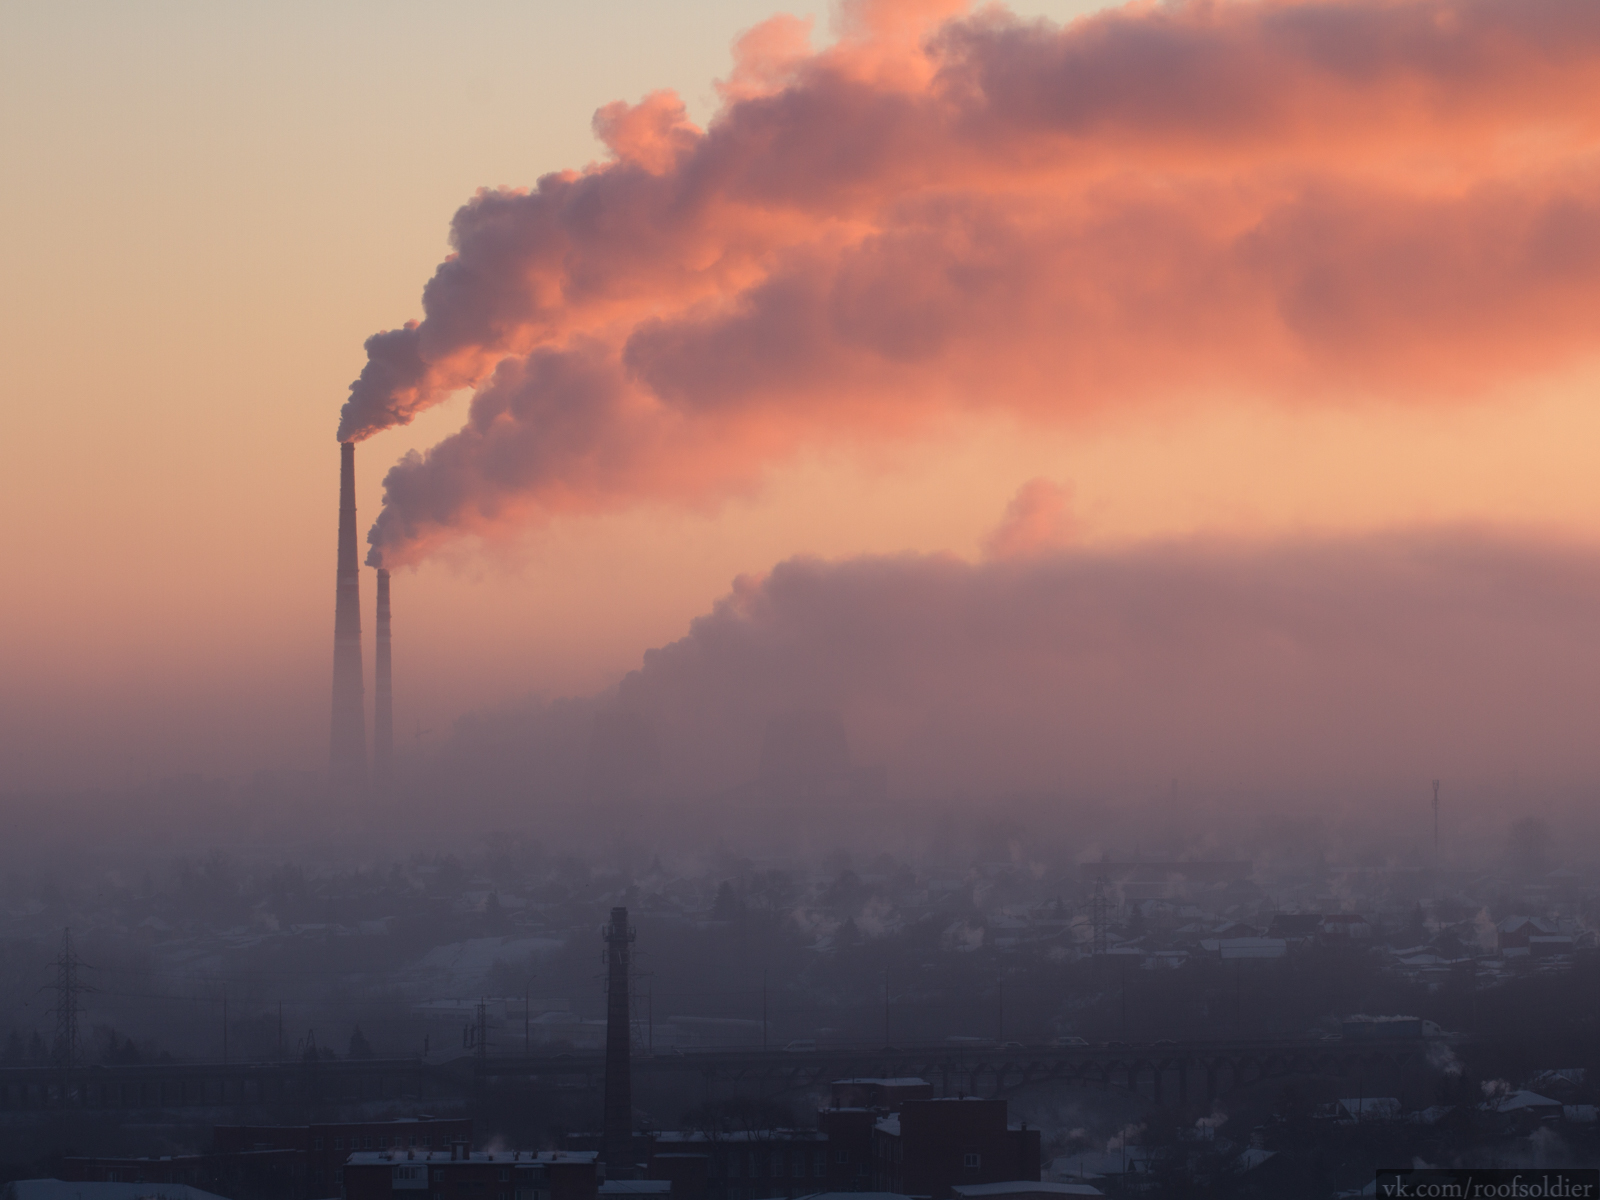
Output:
left=2, top=1032, right=20, bottom=1065
left=348, top=1026, right=373, bottom=1059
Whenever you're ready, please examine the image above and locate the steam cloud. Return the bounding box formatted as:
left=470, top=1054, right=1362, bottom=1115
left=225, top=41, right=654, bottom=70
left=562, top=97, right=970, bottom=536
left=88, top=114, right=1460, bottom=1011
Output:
left=341, top=0, right=1600, bottom=567
left=438, top=526, right=1600, bottom=817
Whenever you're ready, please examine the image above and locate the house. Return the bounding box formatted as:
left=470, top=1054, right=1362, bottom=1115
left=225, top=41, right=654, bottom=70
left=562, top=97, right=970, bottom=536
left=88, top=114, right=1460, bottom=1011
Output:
left=1528, top=1070, right=1588, bottom=1102
left=213, top=1116, right=472, bottom=1198
left=1199, top=937, right=1286, bottom=959
left=645, top=1130, right=829, bottom=1200
left=1045, top=1149, right=1155, bottom=1185
left=1529, top=935, right=1576, bottom=959
left=1334, top=1098, right=1401, bottom=1123
left=1318, top=915, right=1372, bottom=944
left=62, top=1150, right=301, bottom=1200
left=1267, top=914, right=1323, bottom=941
left=1484, top=1091, right=1563, bottom=1122
left=1496, top=917, right=1557, bottom=955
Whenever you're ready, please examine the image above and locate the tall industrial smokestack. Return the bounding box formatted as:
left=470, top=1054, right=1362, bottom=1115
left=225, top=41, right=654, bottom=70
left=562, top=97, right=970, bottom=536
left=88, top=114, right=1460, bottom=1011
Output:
left=329, top=441, right=367, bottom=788
left=602, top=906, right=635, bottom=1173
left=374, top=568, right=393, bottom=788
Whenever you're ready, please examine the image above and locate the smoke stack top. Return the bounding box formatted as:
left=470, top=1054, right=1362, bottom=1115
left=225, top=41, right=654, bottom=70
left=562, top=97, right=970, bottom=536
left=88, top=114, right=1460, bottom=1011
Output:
left=343, top=0, right=1600, bottom=571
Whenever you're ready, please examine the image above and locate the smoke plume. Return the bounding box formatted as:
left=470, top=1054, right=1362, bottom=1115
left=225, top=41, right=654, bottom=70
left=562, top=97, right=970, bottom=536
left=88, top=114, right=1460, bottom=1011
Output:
left=428, top=522, right=1600, bottom=848
left=342, top=0, right=1600, bottom=567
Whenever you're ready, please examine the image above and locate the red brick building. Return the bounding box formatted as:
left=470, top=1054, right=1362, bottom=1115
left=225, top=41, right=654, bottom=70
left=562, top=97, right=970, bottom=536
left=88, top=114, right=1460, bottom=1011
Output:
left=63, top=1148, right=301, bottom=1200
left=821, top=1077, right=937, bottom=1193
left=215, top=1116, right=472, bottom=1198
left=872, top=1099, right=1040, bottom=1200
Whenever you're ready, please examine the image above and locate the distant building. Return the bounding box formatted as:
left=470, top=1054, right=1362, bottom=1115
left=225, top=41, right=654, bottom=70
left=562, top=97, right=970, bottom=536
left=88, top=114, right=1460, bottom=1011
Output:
left=647, top=1129, right=829, bottom=1200
left=343, top=1148, right=598, bottom=1200
left=1530, top=935, right=1576, bottom=959
left=1332, top=1098, right=1401, bottom=1123
left=872, top=1099, right=1040, bottom=1200
left=1317, top=915, right=1372, bottom=944
left=4, top=1185, right=229, bottom=1200
left=1339, top=1016, right=1447, bottom=1042
left=74, top=1123, right=478, bottom=1200
left=62, top=1151, right=300, bottom=1200
left=1496, top=916, right=1558, bottom=955
left=815, top=1080, right=935, bottom=1194
left=831, top=1079, right=936, bottom=1110
left=951, top=1184, right=1103, bottom=1199
left=566, top=1079, right=1039, bottom=1200
left=1078, top=862, right=1251, bottom=902
left=1483, top=1091, right=1564, bottom=1123
left=1266, top=914, right=1322, bottom=942
left=600, top=1182, right=673, bottom=1199
left=1199, top=937, right=1286, bottom=959
left=214, top=1116, right=472, bottom=1198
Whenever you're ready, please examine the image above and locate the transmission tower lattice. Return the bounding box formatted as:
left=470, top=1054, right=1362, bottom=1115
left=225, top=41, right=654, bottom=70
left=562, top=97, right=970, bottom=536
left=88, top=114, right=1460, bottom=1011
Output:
left=47, top=928, right=92, bottom=1065
left=1090, top=877, right=1110, bottom=955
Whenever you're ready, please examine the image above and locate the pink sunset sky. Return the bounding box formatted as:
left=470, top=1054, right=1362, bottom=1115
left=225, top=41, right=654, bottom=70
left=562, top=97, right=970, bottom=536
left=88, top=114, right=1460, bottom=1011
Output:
left=3, top=0, right=1600, bottom=816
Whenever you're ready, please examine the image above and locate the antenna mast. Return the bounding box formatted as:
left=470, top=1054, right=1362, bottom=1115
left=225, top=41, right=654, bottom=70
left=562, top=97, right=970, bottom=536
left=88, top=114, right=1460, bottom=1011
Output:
left=1432, top=779, right=1441, bottom=863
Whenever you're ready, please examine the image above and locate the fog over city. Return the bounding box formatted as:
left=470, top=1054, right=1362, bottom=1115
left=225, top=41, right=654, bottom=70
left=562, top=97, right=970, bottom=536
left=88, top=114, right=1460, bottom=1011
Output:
left=6, top=0, right=1600, bottom=1194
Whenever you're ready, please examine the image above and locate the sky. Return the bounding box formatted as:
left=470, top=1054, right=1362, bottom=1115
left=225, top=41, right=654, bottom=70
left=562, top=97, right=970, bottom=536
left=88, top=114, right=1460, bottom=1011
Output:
left=3, top=0, right=1600, bottom=797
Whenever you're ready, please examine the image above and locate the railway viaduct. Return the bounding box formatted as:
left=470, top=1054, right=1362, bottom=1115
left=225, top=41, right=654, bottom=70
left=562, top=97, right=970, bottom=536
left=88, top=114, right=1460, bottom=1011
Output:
left=0, top=1037, right=1435, bottom=1113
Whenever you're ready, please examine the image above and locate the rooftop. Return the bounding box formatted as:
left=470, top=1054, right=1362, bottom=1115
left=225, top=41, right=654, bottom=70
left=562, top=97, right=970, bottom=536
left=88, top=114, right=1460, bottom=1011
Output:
left=951, top=1185, right=1104, bottom=1198
left=344, top=1151, right=596, bottom=1166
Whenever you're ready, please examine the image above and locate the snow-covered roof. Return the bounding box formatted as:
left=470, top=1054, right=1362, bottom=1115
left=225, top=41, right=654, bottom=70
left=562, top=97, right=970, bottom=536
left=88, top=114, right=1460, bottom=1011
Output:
left=1235, top=1148, right=1276, bottom=1171
left=1487, top=1090, right=1561, bottom=1113
left=1336, top=1098, right=1401, bottom=1119
left=1497, top=916, right=1557, bottom=934
left=345, top=1150, right=595, bottom=1166
left=951, top=1184, right=1104, bottom=1198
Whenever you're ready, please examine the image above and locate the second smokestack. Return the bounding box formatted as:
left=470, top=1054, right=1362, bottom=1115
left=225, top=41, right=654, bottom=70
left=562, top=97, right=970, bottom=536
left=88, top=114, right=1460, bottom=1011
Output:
left=374, top=567, right=393, bottom=788
left=329, top=440, right=367, bottom=789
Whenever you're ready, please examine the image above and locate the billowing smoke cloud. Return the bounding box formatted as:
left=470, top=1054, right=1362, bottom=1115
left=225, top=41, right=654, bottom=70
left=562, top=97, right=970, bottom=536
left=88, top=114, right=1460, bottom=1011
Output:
left=982, top=478, right=1077, bottom=561
left=434, top=523, right=1600, bottom=835
left=344, top=0, right=1600, bottom=566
